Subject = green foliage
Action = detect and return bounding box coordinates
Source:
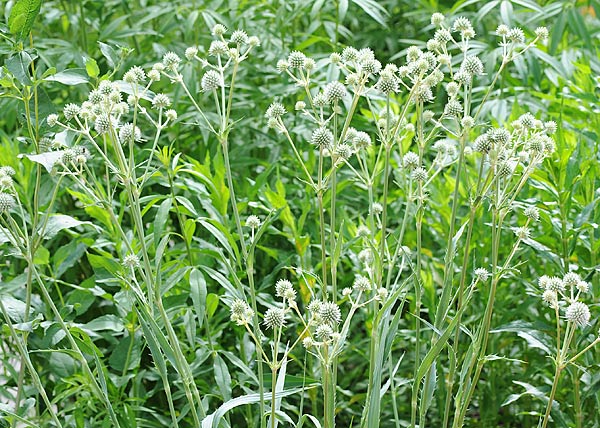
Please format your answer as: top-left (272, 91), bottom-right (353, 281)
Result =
top-left (0, 1), bottom-right (599, 428)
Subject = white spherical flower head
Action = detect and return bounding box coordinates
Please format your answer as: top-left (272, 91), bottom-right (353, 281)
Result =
top-left (245, 215), bottom-right (261, 229)
top-left (63, 103), bottom-right (81, 120)
top-left (544, 121), bottom-right (557, 135)
top-left (201, 70), bottom-right (224, 91)
top-left (474, 268), bottom-right (490, 282)
top-left (119, 123), bottom-right (142, 142)
top-left (318, 302), bottom-right (341, 326)
top-left (315, 324), bottom-right (334, 341)
top-left (303, 337), bottom-right (315, 349)
top-left (358, 248), bottom-right (374, 265)
top-left (452, 17), bottom-right (473, 33)
top-left (47, 114), bottom-right (59, 127)
top-left (152, 93), bottom-right (171, 109)
top-left (538, 275), bottom-right (551, 289)
top-left (94, 114), bottom-right (112, 134)
top-left (411, 167), bottom-right (428, 182)
top-left (576, 281), bottom-right (589, 294)
top-left (565, 301), bottom-right (591, 327)
top-left (403, 152), bottom-right (420, 170)
top-left (546, 276), bottom-right (565, 292)
top-left (263, 308), bottom-right (286, 329)
top-left (535, 27), bottom-right (549, 41)
top-left (524, 206), bottom-right (540, 222)
top-left (507, 28), bottom-right (525, 43)
top-left (0, 167), bottom-right (15, 177)
top-left (287, 51), bottom-right (306, 69)
top-left (185, 46), bottom-right (199, 60)
top-left (162, 52), bottom-right (181, 70)
top-left (353, 131), bottom-right (372, 149)
top-left (211, 24), bottom-right (227, 36)
top-left (542, 289), bottom-right (558, 308)
top-left (230, 30), bottom-right (249, 44)
top-left (444, 99), bottom-right (463, 117)
top-left (371, 202), bottom-right (383, 215)
top-left (230, 299), bottom-right (254, 325)
top-left (275, 279), bottom-right (294, 299)
top-left (563, 272), bottom-right (581, 288)
top-left (342, 47), bottom-right (359, 62)
top-left (324, 81), bottom-right (347, 104)
top-left (0, 175), bottom-right (13, 189)
top-left (353, 275), bottom-right (371, 292)
top-left (122, 253), bottom-right (140, 268)
top-left (514, 226), bottom-right (530, 240)
top-left (431, 13), bottom-right (445, 27)
top-left (303, 58), bottom-right (316, 71)
top-left (165, 109), bottom-right (178, 121)
top-left (265, 102), bottom-right (286, 119)
top-left (311, 127), bottom-right (334, 147)
top-left (496, 24), bottom-right (509, 37)
top-left (356, 225), bottom-right (370, 238)
top-left (123, 66), bottom-right (146, 84)
top-left (208, 41), bottom-right (228, 56)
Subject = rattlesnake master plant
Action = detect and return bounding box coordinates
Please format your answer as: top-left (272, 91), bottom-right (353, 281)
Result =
top-left (0, 5), bottom-right (597, 428)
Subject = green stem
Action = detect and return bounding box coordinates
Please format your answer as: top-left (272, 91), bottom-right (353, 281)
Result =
top-left (540, 364), bottom-right (562, 428)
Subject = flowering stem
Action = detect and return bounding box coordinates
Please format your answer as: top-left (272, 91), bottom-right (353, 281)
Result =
top-left (0, 300), bottom-right (64, 428)
top-left (540, 363), bottom-right (562, 428)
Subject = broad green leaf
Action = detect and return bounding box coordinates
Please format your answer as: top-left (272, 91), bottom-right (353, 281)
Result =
top-left (33, 245), bottom-right (49, 265)
top-left (84, 57), bottom-right (100, 79)
top-left (98, 42), bottom-right (118, 68)
top-left (38, 214), bottom-right (94, 239)
top-left (44, 69), bottom-right (89, 86)
top-left (5, 51), bottom-right (33, 85)
top-left (18, 151), bottom-right (63, 173)
top-left (8, 0), bottom-right (42, 41)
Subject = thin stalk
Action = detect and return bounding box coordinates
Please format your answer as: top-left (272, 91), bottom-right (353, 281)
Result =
top-left (247, 254), bottom-right (266, 428)
top-left (540, 364), bottom-right (562, 428)
top-left (0, 301), bottom-right (63, 428)
top-left (318, 143), bottom-right (328, 297)
top-left (222, 140), bottom-right (248, 259)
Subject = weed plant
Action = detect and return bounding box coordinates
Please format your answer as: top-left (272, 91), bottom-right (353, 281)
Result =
top-left (0, 1), bottom-right (599, 428)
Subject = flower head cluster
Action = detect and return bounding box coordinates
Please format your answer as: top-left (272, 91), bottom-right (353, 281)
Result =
top-left (537, 272), bottom-right (592, 328)
top-left (307, 300), bottom-right (342, 345)
top-left (230, 299), bottom-right (254, 326)
top-left (0, 166), bottom-right (15, 190)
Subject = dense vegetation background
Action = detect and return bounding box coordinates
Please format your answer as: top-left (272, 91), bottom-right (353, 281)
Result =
top-left (0, 0), bottom-right (599, 427)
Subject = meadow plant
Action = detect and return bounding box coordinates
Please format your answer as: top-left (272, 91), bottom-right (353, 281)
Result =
top-left (0, 3), bottom-right (598, 428)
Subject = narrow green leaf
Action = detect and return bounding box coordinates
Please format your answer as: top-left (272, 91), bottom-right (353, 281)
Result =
top-left (190, 268), bottom-right (207, 329)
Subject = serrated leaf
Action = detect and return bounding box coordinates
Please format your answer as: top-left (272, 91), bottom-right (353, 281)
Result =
top-left (8, 0), bottom-right (42, 41)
